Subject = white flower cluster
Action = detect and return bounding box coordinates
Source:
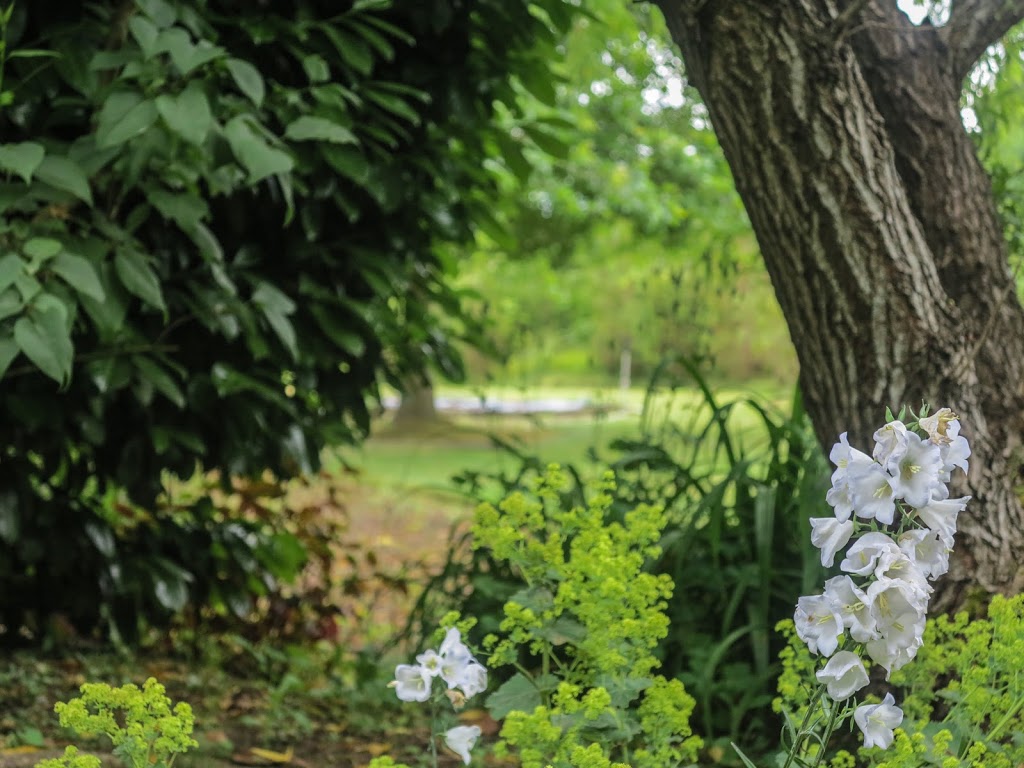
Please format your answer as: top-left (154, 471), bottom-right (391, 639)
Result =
top-left (794, 408), bottom-right (971, 749)
top-left (390, 628), bottom-right (487, 764)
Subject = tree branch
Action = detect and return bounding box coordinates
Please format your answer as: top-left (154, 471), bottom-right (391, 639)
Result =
top-left (942, 0), bottom-right (1024, 81)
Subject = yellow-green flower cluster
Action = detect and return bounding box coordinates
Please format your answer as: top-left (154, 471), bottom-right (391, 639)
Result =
top-left (49, 678), bottom-right (197, 768)
top-left (34, 746), bottom-right (102, 768)
top-left (777, 594), bottom-right (1024, 767)
top-left (631, 679), bottom-right (702, 768)
top-left (473, 466), bottom-right (701, 768)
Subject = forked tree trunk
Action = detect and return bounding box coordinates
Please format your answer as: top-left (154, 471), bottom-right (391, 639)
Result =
top-left (654, 0), bottom-right (1024, 609)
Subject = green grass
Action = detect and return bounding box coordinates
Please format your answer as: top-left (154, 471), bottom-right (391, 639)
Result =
top-left (333, 413), bottom-right (639, 493)
top-left (333, 382), bottom-right (793, 497)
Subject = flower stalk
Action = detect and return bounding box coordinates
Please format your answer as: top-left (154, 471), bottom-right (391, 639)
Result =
top-left (739, 406), bottom-right (972, 767)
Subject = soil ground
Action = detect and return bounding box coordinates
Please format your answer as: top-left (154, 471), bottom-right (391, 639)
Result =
top-left (0, 474), bottom-right (493, 768)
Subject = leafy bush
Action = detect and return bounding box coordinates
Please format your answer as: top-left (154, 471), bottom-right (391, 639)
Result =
top-left (0, 0), bottom-right (580, 641)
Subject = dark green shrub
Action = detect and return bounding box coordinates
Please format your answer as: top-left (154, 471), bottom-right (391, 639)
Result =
top-left (0, 0), bottom-right (579, 641)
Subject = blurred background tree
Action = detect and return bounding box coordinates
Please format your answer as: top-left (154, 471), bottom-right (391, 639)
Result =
top-left (456, 0), bottom-right (795, 390)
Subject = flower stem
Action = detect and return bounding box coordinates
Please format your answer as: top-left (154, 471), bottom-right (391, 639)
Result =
top-left (782, 683), bottom-right (827, 768)
top-left (811, 697), bottom-right (843, 768)
top-left (429, 699), bottom-right (439, 768)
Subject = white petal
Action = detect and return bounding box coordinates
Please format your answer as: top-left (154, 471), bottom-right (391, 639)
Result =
top-left (444, 725), bottom-right (481, 764)
top-left (815, 650), bottom-right (869, 700)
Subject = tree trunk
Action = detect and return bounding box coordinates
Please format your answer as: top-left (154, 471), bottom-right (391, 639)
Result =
top-left (394, 376), bottom-right (438, 425)
top-left (653, 0), bottom-right (1024, 608)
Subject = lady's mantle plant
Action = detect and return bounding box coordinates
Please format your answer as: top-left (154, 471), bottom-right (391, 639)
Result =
top-left (33, 678), bottom-right (197, 768)
top-left (474, 468), bottom-right (702, 768)
top-left (741, 406), bottom-right (971, 767)
top-left (388, 621), bottom-right (489, 765)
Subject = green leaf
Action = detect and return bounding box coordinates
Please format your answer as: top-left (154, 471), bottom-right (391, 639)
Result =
top-left (115, 247), bottom-right (165, 311)
top-left (155, 81), bottom-right (212, 145)
top-left (494, 132), bottom-right (531, 182)
top-left (128, 14), bottom-right (160, 58)
top-left (22, 238), bottom-right (62, 262)
top-left (0, 142), bottom-right (45, 183)
top-left (321, 26), bottom-right (374, 76)
top-left (80, 262), bottom-right (128, 335)
top-left (89, 50), bottom-right (137, 71)
top-left (517, 67), bottom-right (558, 107)
top-left (322, 145), bottom-right (370, 185)
top-left (0, 253), bottom-right (22, 293)
top-left (302, 54), bottom-right (331, 84)
top-left (135, 0), bottom-right (177, 28)
top-left (263, 308), bottom-right (298, 360)
top-left (310, 303), bottom-right (366, 355)
top-left (0, 334), bottom-right (19, 380)
top-left (351, 0), bottom-right (390, 11)
top-left (344, 19), bottom-right (394, 62)
top-left (284, 116), bottom-right (358, 145)
top-left (226, 58), bottom-right (264, 107)
top-left (253, 283), bottom-right (298, 359)
top-left (7, 50), bottom-right (58, 61)
top-left (134, 356), bottom-right (185, 408)
top-left (34, 156), bottom-right (93, 204)
top-left (0, 289), bottom-right (22, 322)
top-left (224, 116), bottom-right (294, 183)
top-left (145, 185), bottom-right (209, 230)
top-left (521, 123), bottom-right (569, 159)
top-left (486, 673), bottom-right (556, 720)
top-left (154, 28), bottom-right (223, 75)
top-left (151, 558), bottom-right (192, 611)
top-left (0, 489), bottom-right (18, 542)
top-left (731, 743), bottom-right (760, 768)
top-left (252, 282), bottom-right (296, 316)
top-left (14, 274), bottom-right (42, 303)
top-left (51, 252), bottom-right (105, 302)
top-left (364, 89), bottom-right (421, 125)
top-left (96, 96), bottom-right (158, 148)
top-left (14, 304), bottom-right (73, 385)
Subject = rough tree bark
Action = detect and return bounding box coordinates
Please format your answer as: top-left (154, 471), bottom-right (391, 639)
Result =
top-left (652, 0), bottom-right (1024, 608)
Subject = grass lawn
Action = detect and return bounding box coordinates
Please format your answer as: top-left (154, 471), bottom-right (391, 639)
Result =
top-left (335, 382), bottom-right (795, 502)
